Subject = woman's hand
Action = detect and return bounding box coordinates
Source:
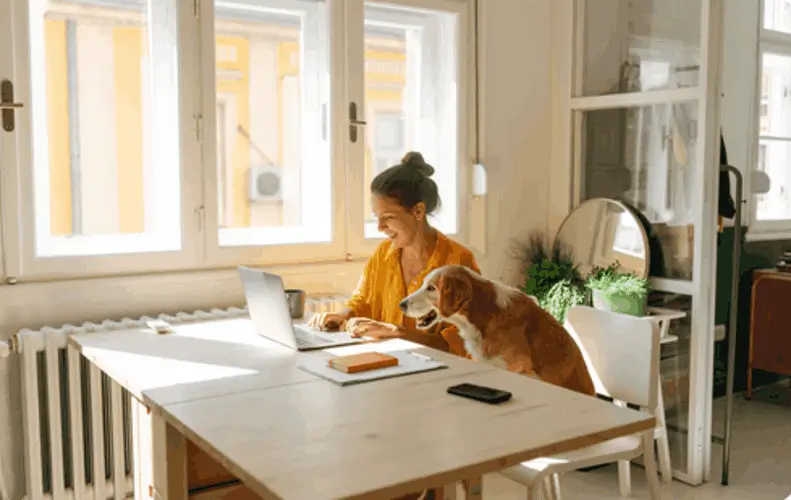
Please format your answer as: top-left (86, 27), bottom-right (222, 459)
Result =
top-left (308, 312), bottom-right (347, 331)
top-left (345, 318), bottom-right (403, 339)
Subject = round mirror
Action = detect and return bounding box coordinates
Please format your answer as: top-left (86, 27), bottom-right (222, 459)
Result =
top-left (555, 198), bottom-right (650, 279)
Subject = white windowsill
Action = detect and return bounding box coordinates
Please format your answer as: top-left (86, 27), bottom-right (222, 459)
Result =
top-left (36, 233), bottom-right (182, 257)
top-left (218, 225), bottom-right (332, 247)
top-left (0, 259), bottom-right (369, 342)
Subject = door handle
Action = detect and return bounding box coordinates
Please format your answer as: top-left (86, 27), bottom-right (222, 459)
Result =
top-left (1, 80), bottom-right (24, 132)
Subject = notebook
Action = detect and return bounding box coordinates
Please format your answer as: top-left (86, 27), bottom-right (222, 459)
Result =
top-left (328, 352), bottom-right (400, 373)
top-left (299, 350), bottom-right (447, 386)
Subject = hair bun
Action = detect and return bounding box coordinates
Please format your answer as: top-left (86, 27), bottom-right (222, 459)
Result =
top-left (401, 151), bottom-right (435, 177)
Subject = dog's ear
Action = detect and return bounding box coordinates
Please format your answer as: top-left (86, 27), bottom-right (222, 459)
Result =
top-left (436, 269), bottom-right (472, 317)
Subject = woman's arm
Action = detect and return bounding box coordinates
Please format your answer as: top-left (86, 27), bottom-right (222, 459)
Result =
top-left (345, 256), bottom-right (377, 318)
top-left (338, 308), bottom-right (354, 320)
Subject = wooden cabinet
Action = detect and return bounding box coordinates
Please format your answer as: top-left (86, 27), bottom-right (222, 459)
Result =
top-left (747, 269), bottom-right (791, 399)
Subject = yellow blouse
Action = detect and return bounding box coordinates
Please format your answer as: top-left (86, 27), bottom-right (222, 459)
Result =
top-left (346, 232), bottom-right (480, 357)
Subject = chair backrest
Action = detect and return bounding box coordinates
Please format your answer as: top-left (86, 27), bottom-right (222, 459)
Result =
top-left (564, 306), bottom-right (660, 410)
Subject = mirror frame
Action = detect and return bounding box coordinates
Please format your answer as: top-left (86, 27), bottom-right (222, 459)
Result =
top-left (554, 197), bottom-right (651, 279)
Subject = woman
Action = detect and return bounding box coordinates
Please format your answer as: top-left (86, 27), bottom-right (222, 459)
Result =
top-left (309, 151), bottom-right (480, 356)
top-left (311, 152), bottom-right (478, 500)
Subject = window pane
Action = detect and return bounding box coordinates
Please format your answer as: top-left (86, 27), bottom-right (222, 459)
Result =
top-left (581, 0), bottom-right (701, 96)
top-left (580, 102), bottom-right (699, 280)
top-left (29, 0), bottom-right (181, 257)
top-left (759, 53), bottom-right (791, 139)
top-left (362, 3), bottom-right (459, 239)
top-left (763, 0), bottom-right (791, 34)
top-left (648, 290), bottom-right (693, 475)
top-left (214, 1), bottom-right (331, 247)
top-left (756, 139), bottom-right (791, 221)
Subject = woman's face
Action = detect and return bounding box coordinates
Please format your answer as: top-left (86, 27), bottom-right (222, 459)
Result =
top-left (371, 194), bottom-right (425, 249)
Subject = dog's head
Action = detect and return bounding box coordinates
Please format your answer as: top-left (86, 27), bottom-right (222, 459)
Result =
top-left (399, 265), bottom-right (474, 330)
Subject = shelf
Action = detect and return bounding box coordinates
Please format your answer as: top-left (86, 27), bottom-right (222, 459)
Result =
top-left (650, 277), bottom-right (695, 295)
top-left (648, 306), bottom-right (688, 345)
top-left (648, 306), bottom-right (688, 321)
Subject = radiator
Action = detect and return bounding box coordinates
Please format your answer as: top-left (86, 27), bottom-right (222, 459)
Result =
top-left (7, 296), bottom-right (350, 500)
top-left (304, 294), bottom-right (351, 316)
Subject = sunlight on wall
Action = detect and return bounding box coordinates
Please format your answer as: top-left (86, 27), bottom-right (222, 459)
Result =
top-left (114, 27), bottom-right (145, 234)
top-left (45, 20), bottom-right (72, 236)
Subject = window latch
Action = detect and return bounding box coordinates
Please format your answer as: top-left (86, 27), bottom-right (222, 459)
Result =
top-left (1, 80), bottom-right (25, 132)
top-left (349, 102), bottom-right (366, 143)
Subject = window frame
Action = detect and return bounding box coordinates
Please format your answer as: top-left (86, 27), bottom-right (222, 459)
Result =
top-left (0, 0), bottom-right (475, 282)
top-left (344, 0), bottom-right (474, 259)
top-left (197, 0), bottom-right (348, 268)
top-left (750, 0), bottom-right (791, 240)
top-left (0, 0), bottom-right (204, 280)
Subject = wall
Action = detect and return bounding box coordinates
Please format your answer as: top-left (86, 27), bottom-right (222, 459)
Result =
top-left (0, 1), bottom-right (553, 498)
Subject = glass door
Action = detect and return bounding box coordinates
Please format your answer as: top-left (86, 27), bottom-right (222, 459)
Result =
top-left (565, 0), bottom-right (723, 485)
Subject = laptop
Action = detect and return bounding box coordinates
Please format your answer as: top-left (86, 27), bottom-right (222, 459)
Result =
top-left (237, 266), bottom-right (364, 351)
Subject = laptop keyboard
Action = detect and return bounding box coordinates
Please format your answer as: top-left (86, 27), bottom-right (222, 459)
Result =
top-left (294, 327), bottom-right (338, 347)
top-left (295, 336), bottom-right (312, 347)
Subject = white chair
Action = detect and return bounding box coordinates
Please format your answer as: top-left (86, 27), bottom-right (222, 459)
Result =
top-left (499, 305), bottom-right (662, 499)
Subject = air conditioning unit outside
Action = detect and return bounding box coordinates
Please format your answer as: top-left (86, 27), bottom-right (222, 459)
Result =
top-left (248, 164), bottom-right (283, 203)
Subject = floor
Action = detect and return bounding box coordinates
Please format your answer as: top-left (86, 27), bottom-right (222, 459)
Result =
top-left (477, 382), bottom-right (791, 499)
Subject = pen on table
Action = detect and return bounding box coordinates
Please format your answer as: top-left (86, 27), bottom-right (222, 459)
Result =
top-left (410, 352), bottom-right (434, 362)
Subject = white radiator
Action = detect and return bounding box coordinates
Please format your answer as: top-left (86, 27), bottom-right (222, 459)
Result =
top-left (304, 294), bottom-right (350, 316)
top-left (7, 296), bottom-right (350, 500)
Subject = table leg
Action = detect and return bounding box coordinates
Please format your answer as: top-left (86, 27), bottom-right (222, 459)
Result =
top-left (151, 411), bottom-right (187, 500)
top-left (441, 483), bottom-right (457, 500)
top-left (654, 384), bottom-right (673, 483)
top-left (131, 400), bottom-right (151, 500)
top-left (746, 366), bottom-right (753, 400)
top-left (462, 477), bottom-right (482, 500)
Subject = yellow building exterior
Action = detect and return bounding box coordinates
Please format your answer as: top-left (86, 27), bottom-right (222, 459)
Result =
top-left (44, 15), bottom-right (407, 237)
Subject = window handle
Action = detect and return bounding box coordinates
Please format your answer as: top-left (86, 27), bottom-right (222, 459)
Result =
top-left (1, 80), bottom-right (25, 132)
top-left (349, 102), bottom-right (367, 126)
top-left (349, 102), bottom-right (366, 143)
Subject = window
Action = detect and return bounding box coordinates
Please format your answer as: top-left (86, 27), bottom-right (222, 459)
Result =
top-left (764, 0), bottom-right (791, 34)
top-left (349, 1), bottom-right (469, 254)
top-left (0, 0), bottom-right (474, 279)
top-left (30, 0), bottom-right (181, 257)
top-left (754, 0), bottom-right (791, 236)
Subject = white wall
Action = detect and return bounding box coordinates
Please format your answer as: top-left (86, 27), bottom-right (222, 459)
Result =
top-left (477, 0), bottom-right (552, 283)
top-left (721, 0), bottom-right (760, 189)
top-left (0, 1), bottom-right (553, 497)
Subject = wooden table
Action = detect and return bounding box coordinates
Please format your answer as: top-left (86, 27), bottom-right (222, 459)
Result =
top-left (69, 317), bottom-right (655, 500)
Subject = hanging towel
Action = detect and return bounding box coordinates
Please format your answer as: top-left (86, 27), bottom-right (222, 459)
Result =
top-left (719, 132), bottom-right (736, 220)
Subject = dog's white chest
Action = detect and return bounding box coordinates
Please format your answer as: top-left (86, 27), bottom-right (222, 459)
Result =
top-left (452, 315), bottom-right (508, 370)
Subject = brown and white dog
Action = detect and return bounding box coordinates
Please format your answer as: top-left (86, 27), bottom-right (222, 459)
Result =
top-left (399, 265), bottom-right (596, 397)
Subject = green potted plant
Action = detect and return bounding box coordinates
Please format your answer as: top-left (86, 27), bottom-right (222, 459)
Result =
top-left (542, 278), bottom-right (588, 324)
top-left (514, 231), bottom-right (587, 323)
top-left (586, 262), bottom-right (650, 317)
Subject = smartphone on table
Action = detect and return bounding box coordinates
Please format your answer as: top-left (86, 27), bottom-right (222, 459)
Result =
top-left (447, 383), bottom-right (512, 405)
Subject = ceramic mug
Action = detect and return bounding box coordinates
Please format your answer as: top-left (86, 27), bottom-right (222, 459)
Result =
top-left (284, 289), bottom-right (306, 319)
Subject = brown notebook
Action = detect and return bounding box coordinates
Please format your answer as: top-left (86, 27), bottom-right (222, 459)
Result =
top-left (327, 352), bottom-right (399, 374)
